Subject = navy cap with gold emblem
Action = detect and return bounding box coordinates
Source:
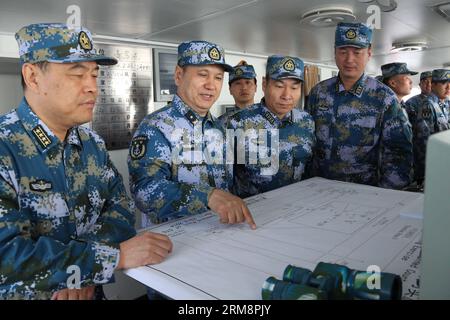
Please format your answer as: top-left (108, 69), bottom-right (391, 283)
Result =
top-left (229, 60), bottom-right (257, 84)
top-left (420, 71), bottom-right (432, 81)
top-left (266, 55), bottom-right (304, 81)
top-left (381, 62), bottom-right (418, 80)
top-left (177, 40), bottom-right (233, 72)
top-left (335, 22), bottom-right (373, 48)
top-left (431, 69), bottom-right (450, 83)
top-left (15, 23), bottom-right (117, 65)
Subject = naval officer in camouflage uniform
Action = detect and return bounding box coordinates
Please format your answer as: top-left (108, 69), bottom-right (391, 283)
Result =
top-left (128, 40), bottom-right (256, 229)
top-left (405, 71), bottom-right (432, 128)
top-left (381, 62), bottom-right (417, 120)
top-left (306, 22), bottom-right (413, 189)
top-left (0, 23), bottom-right (172, 300)
top-left (218, 60), bottom-right (257, 127)
top-left (228, 55), bottom-right (315, 198)
top-left (414, 69), bottom-right (450, 184)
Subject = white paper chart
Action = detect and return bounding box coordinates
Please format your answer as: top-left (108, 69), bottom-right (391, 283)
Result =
top-left (125, 177), bottom-right (423, 300)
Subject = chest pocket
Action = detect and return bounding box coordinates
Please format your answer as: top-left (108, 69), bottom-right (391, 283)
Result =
top-left (338, 115), bottom-right (377, 146)
top-left (20, 189), bottom-right (70, 238)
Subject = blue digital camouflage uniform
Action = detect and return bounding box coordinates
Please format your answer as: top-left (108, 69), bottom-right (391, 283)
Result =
top-left (405, 71), bottom-right (432, 127)
top-left (0, 23), bottom-right (134, 300)
top-left (413, 69), bottom-right (450, 181)
top-left (218, 106), bottom-right (240, 128)
top-left (405, 93), bottom-right (429, 129)
top-left (306, 22), bottom-right (413, 190)
top-left (128, 40), bottom-right (233, 226)
top-left (307, 75), bottom-right (413, 189)
top-left (228, 101), bottom-right (315, 197)
top-left (218, 63), bottom-right (257, 128)
top-left (128, 95), bottom-right (230, 225)
top-left (0, 99), bottom-right (135, 299)
top-left (227, 55), bottom-right (315, 197)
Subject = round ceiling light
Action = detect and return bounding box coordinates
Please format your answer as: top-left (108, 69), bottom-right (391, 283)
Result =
top-left (300, 7), bottom-right (356, 27)
top-left (390, 41), bottom-right (428, 53)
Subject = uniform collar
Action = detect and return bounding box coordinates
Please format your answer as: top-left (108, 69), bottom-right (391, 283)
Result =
top-left (17, 97), bottom-right (83, 153)
top-left (260, 99), bottom-right (293, 127)
top-left (335, 73), bottom-right (367, 97)
top-left (430, 92), bottom-right (449, 105)
top-left (429, 93), bottom-right (440, 104)
top-left (172, 94), bottom-right (215, 127)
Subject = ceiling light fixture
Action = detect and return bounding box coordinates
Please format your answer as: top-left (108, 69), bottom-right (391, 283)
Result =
top-left (300, 7), bottom-right (356, 27)
top-left (390, 41), bottom-right (428, 53)
top-left (432, 2), bottom-right (450, 22)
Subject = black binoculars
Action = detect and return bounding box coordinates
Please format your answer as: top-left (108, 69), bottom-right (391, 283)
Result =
top-left (262, 262), bottom-right (402, 300)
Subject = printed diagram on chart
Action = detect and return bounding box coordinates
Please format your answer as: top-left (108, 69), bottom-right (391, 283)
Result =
top-left (128, 178), bottom-right (424, 300)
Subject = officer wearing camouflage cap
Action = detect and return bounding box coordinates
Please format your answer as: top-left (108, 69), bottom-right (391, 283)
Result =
top-left (306, 22), bottom-right (413, 190)
top-left (227, 55), bottom-right (315, 197)
top-left (414, 69), bottom-right (450, 184)
top-left (381, 62), bottom-right (417, 120)
top-left (218, 60), bottom-right (257, 127)
top-left (0, 23), bottom-right (172, 300)
top-left (128, 40), bottom-right (256, 229)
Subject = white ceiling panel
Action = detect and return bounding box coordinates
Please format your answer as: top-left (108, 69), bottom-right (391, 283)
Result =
top-left (0, 0), bottom-right (448, 73)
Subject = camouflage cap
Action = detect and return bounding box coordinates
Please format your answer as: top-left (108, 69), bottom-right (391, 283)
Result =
top-left (15, 23), bottom-right (117, 65)
top-left (266, 55), bottom-right (304, 81)
top-left (177, 40), bottom-right (233, 72)
top-left (335, 22), bottom-right (372, 48)
top-left (381, 62), bottom-right (418, 79)
top-left (420, 71), bottom-right (432, 80)
top-left (229, 62), bottom-right (257, 84)
top-left (431, 69), bottom-right (450, 82)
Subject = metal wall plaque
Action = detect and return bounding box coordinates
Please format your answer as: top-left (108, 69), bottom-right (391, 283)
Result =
top-left (92, 44), bottom-right (152, 150)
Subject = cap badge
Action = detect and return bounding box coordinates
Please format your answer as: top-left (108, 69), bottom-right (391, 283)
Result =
top-left (283, 59), bottom-right (295, 72)
top-left (208, 47), bottom-right (221, 61)
top-left (78, 31), bottom-right (92, 51)
top-left (345, 29), bottom-right (356, 40)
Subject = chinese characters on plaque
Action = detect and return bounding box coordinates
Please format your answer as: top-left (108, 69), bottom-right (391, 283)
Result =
top-left (93, 44), bottom-right (152, 150)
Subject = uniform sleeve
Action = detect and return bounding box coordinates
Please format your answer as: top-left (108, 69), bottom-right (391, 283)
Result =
top-left (298, 116), bottom-right (316, 180)
top-left (379, 99), bottom-right (413, 189)
top-left (78, 154), bottom-right (137, 244)
top-left (128, 127), bottom-right (214, 223)
top-left (0, 161), bottom-right (120, 298)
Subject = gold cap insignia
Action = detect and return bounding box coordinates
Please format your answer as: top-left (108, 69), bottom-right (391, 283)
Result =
top-left (345, 29), bottom-right (357, 40)
top-left (79, 31), bottom-right (93, 51)
top-left (208, 47), bottom-right (221, 61)
top-left (283, 59), bottom-right (295, 72)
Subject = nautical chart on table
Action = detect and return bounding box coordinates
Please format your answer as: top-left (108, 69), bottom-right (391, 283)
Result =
top-left (125, 177), bottom-right (423, 300)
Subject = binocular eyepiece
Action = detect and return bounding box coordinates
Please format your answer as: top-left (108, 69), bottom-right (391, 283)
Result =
top-left (262, 262), bottom-right (402, 300)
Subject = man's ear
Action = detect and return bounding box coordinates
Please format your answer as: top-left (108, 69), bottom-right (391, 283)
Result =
top-left (388, 78), bottom-right (396, 89)
top-left (174, 65), bottom-right (184, 87)
top-left (367, 46), bottom-right (373, 59)
top-left (22, 63), bottom-right (42, 93)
